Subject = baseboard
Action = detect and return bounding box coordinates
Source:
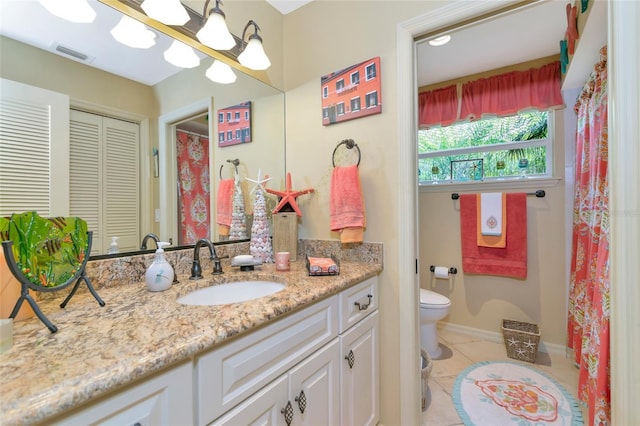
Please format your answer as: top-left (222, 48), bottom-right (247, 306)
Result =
top-left (437, 322), bottom-right (571, 358)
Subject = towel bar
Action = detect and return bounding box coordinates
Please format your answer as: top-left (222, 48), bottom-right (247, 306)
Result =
top-left (451, 190), bottom-right (545, 200)
top-left (219, 158), bottom-right (240, 179)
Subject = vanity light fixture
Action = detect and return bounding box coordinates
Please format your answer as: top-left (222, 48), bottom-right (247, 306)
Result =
top-left (141, 0), bottom-right (189, 26)
top-left (196, 0), bottom-right (236, 51)
top-left (111, 16), bottom-right (156, 49)
top-left (39, 0), bottom-right (96, 23)
top-left (238, 20), bottom-right (271, 71)
top-left (428, 35), bottom-right (451, 47)
top-left (205, 60), bottom-right (237, 84)
top-left (164, 40), bottom-right (200, 68)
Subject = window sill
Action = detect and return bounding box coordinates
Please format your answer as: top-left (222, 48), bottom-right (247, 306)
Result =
top-left (418, 176), bottom-right (563, 193)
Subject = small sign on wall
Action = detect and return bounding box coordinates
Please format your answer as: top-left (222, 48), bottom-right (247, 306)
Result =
top-left (320, 57), bottom-right (382, 126)
top-left (217, 101), bottom-right (252, 147)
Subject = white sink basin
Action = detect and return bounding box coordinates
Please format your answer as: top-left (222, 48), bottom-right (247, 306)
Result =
top-left (177, 281), bottom-right (285, 306)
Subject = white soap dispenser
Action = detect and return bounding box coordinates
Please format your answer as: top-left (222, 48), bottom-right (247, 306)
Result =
top-left (107, 236), bottom-right (119, 254)
top-left (145, 242), bottom-right (174, 292)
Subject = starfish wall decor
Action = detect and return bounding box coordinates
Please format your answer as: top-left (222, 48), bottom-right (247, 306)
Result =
top-left (266, 172), bottom-right (314, 217)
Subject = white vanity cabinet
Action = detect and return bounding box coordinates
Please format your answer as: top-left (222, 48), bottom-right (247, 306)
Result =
top-left (52, 361), bottom-right (193, 426)
top-left (199, 276), bottom-right (379, 426)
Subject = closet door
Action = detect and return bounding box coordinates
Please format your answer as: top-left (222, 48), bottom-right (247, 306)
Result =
top-left (70, 110), bottom-right (140, 254)
top-left (0, 78), bottom-right (69, 217)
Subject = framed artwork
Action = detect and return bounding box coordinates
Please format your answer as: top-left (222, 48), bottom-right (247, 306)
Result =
top-left (321, 56), bottom-right (382, 126)
top-left (217, 101), bottom-right (252, 147)
top-left (451, 159), bottom-right (484, 181)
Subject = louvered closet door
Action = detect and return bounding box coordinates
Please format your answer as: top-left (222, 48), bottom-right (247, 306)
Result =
top-left (70, 110), bottom-right (140, 254)
top-left (0, 78), bottom-right (69, 217)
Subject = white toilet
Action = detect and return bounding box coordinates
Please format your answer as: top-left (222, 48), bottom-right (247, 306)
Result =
top-left (420, 288), bottom-right (451, 359)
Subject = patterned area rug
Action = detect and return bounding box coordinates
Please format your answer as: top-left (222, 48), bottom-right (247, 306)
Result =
top-left (453, 360), bottom-right (583, 426)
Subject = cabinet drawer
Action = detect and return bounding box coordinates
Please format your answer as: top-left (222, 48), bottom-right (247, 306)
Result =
top-left (339, 276), bottom-right (378, 333)
top-left (197, 295), bottom-right (338, 425)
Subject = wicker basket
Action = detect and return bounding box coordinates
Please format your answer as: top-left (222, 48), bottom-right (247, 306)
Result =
top-left (502, 319), bottom-right (540, 363)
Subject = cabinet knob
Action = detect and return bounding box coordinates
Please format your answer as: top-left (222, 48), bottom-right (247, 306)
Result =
top-left (281, 401), bottom-right (294, 425)
top-left (345, 349), bottom-right (355, 369)
top-left (354, 294), bottom-right (373, 311)
top-left (295, 390), bottom-right (307, 413)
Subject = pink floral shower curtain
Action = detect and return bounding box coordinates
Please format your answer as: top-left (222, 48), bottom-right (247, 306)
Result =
top-left (176, 131), bottom-right (210, 245)
top-left (567, 46), bottom-right (610, 425)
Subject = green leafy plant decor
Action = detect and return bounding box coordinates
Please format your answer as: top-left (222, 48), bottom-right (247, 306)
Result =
top-left (0, 212), bottom-right (88, 288)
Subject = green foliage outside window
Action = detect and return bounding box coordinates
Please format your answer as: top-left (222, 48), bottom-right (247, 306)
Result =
top-left (418, 111), bottom-right (550, 183)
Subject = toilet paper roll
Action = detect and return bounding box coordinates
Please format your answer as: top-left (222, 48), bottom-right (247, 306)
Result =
top-left (433, 266), bottom-right (450, 279)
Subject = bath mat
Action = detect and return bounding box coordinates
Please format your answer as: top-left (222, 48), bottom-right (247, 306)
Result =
top-left (453, 360), bottom-right (583, 426)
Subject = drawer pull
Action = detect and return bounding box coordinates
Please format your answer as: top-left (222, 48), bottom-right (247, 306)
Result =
top-left (281, 401), bottom-right (294, 425)
top-left (345, 349), bottom-right (355, 369)
top-left (295, 390), bottom-right (307, 413)
top-left (354, 294), bottom-right (373, 311)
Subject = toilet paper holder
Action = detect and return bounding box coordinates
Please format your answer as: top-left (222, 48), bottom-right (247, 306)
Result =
top-left (430, 265), bottom-right (457, 275)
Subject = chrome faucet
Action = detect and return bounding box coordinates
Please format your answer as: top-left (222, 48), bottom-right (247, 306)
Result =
top-left (140, 233), bottom-right (160, 250)
top-left (190, 238), bottom-right (224, 279)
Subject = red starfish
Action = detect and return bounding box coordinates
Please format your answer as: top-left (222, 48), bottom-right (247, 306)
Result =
top-left (266, 172), bottom-right (314, 216)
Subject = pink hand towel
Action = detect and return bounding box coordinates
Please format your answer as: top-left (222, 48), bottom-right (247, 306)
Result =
top-left (216, 178), bottom-right (234, 227)
top-left (460, 193), bottom-right (527, 279)
top-left (330, 165), bottom-right (366, 243)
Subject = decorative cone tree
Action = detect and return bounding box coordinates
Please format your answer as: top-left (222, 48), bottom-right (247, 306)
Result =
top-left (229, 182), bottom-right (248, 240)
top-left (250, 187), bottom-right (274, 263)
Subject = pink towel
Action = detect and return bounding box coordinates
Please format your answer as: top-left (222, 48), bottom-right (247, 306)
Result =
top-left (216, 178), bottom-right (234, 226)
top-left (460, 193), bottom-right (527, 279)
top-left (330, 165), bottom-right (366, 243)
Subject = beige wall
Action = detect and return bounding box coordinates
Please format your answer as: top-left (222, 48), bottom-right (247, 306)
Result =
top-left (282, 2), bottom-right (445, 424)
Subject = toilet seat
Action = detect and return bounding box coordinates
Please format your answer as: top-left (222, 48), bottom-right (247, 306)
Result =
top-left (420, 289), bottom-right (451, 307)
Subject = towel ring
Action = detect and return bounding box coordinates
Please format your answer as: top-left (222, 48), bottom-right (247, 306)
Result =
top-left (332, 139), bottom-right (361, 167)
top-left (219, 158), bottom-right (240, 179)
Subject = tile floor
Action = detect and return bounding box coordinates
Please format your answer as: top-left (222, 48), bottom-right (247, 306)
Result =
top-left (421, 327), bottom-right (586, 425)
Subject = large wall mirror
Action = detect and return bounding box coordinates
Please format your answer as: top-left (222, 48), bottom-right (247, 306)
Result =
top-left (0, 0), bottom-right (285, 257)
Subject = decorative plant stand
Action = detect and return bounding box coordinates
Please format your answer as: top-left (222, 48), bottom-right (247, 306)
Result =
top-left (2, 231), bottom-right (104, 333)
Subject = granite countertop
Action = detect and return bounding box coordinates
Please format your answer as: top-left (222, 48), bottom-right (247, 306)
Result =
top-left (0, 260), bottom-right (382, 425)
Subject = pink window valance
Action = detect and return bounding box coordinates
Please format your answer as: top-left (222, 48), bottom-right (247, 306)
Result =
top-left (460, 61), bottom-right (564, 121)
top-left (418, 61), bottom-right (564, 128)
top-left (418, 84), bottom-right (458, 128)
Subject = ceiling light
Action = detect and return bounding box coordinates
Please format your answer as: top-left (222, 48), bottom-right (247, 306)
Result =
top-left (39, 0), bottom-right (96, 23)
top-left (110, 16), bottom-right (156, 49)
top-left (429, 35), bottom-right (451, 47)
top-left (206, 60), bottom-right (237, 84)
top-left (196, 0), bottom-right (236, 51)
top-left (164, 40), bottom-right (200, 68)
top-left (238, 20), bottom-right (271, 71)
top-left (141, 0), bottom-right (189, 26)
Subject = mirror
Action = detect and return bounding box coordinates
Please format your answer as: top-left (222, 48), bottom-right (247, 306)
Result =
top-left (0, 0), bottom-right (285, 257)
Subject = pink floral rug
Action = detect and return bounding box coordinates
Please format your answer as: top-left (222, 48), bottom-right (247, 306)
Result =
top-left (453, 361), bottom-right (583, 425)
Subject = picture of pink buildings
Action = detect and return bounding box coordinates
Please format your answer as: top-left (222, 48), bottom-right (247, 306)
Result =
top-left (321, 57), bottom-right (382, 126)
top-left (217, 101), bottom-right (252, 147)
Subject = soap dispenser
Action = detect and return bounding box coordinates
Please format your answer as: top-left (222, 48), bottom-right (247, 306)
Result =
top-left (107, 236), bottom-right (119, 254)
top-left (145, 242), bottom-right (174, 292)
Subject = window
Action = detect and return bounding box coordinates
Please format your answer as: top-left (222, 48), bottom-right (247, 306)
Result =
top-left (218, 113), bottom-right (224, 123)
top-left (323, 86), bottom-right (328, 98)
top-left (336, 79), bottom-right (345, 93)
top-left (226, 131), bottom-right (232, 140)
top-left (351, 97), bottom-right (361, 112)
top-left (244, 111), bottom-right (249, 120)
top-left (235, 129), bottom-right (240, 139)
top-left (365, 91), bottom-right (378, 108)
top-left (234, 112), bottom-right (240, 121)
top-left (365, 63), bottom-right (376, 80)
top-left (336, 102), bottom-right (345, 116)
top-left (322, 107), bottom-right (329, 119)
top-left (219, 132), bottom-right (225, 142)
top-left (226, 112), bottom-right (231, 122)
top-left (351, 71), bottom-right (360, 85)
top-left (418, 111), bottom-right (552, 185)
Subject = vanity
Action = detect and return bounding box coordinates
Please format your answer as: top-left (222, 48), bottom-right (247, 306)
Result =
top-left (0, 252), bottom-right (381, 426)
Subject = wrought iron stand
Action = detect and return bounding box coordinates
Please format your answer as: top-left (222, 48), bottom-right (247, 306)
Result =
top-left (1, 231), bottom-right (104, 333)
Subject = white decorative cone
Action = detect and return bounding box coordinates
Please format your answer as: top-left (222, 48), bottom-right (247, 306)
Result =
top-left (229, 182), bottom-right (248, 240)
top-left (250, 188), bottom-right (273, 263)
